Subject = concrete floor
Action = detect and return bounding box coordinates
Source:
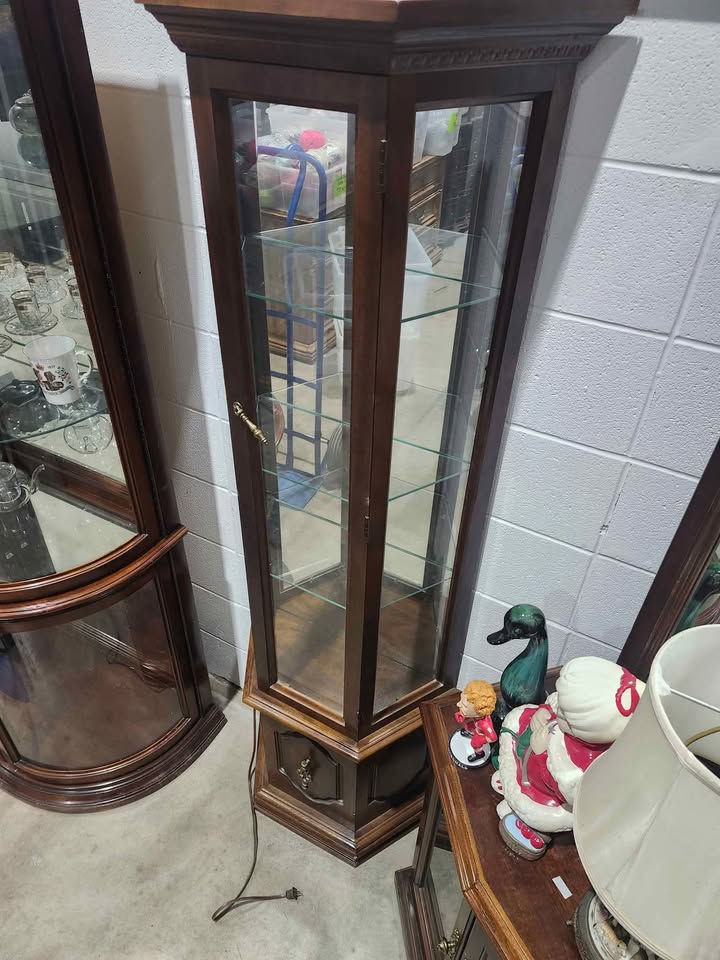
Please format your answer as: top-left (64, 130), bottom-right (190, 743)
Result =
top-left (0, 695), bottom-right (417, 960)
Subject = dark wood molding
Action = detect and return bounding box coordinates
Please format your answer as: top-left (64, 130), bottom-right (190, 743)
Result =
top-left (390, 41), bottom-right (596, 72)
top-left (620, 436), bottom-right (720, 679)
top-left (243, 634), bottom-right (434, 762)
top-left (0, 534), bottom-right (148, 604)
top-left (0, 705), bottom-right (225, 812)
top-left (143, 2), bottom-right (634, 76)
top-left (396, 867), bottom-right (426, 960)
top-left (396, 865), bottom-right (457, 960)
top-left (253, 726), bottom-right (425, 866)
top-left (0, 527), bottom-right (187, 628)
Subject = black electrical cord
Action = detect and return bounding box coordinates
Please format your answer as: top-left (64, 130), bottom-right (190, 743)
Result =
top-left (212, 709), bottom-right (302, 923)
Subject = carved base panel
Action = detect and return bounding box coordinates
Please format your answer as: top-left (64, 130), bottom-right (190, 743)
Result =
top-left (255, 714), bottom-right (429, 865)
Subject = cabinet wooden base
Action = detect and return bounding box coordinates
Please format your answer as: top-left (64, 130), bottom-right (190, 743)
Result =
top-left (253, 712), bottom-right (427, 866)
top-left (0, 705), bottom-right (226, 812)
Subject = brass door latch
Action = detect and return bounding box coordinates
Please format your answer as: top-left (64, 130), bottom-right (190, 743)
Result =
top-left (437, 929), bottom-right (461, 957)
top-left (232, 401), bottom-right (268, 444)
top-left (296, 757), bottom-right (313, 790)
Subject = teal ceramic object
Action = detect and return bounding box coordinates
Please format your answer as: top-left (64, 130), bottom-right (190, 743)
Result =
top-left (676, 560), bottom-right (720, 632)
top-left (487, 604), bottom-right (548, 721)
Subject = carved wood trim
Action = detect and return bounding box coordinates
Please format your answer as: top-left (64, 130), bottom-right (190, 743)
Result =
top-left (390, 41), bottom-right (596, 72)
top-left (0, 526), bottom-right (187, 625)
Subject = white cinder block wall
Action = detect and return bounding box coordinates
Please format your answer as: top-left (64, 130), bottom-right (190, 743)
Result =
top-left (77, 0), bottom-right (720, 688)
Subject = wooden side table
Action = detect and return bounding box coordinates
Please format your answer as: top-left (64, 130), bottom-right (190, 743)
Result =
top-left (396, 698), bottom-right (589, 960)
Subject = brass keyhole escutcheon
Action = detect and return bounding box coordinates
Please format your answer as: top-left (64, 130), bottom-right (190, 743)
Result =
top-left (232, 401), bottom-right (268, 444)
top-left (296, 757), bottom-right (312, 791)
top-left (437, 929), bottom-right (461, 957)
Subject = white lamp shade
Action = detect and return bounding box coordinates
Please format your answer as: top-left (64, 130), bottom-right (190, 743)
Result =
top-left (574, 626), bottom-right (720, 960)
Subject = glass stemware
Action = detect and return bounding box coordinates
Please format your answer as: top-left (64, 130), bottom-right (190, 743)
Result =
top-left (64, 414), bottom-right (113, 454)
top-left (0, 293), bottom-right (13, 322)
top-left (26, 264), bottom-right (64, 304)
top-left (6, 288), bottom-right (56, 335)
top-left (0, 395), bottom-right (60, 438)
top-left (61, 276), bottom-right (84, 320)
top-left (0, 252), bottom-right (26, 295)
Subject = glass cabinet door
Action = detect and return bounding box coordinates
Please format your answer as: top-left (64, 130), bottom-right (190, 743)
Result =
top-left (375, 101), bottom-right (531, 714)
top-left (228, 89), bottom-right (533, 722)
top-left (0, 3), bottom-right (136, 584)
top-left (231, 98), bottom-right (356, 717)
top-left (432, 843), bottom-right (467, 949)
top-left (0, 574), bottom-right (183, 768)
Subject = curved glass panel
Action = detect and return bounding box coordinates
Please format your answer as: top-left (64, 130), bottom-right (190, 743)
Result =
top-left (374, 101), bottom-right (532, 713)
top-left (0, 4), bottom-right (136, 584)
top-left (0, 578), bottom-right (183, 768)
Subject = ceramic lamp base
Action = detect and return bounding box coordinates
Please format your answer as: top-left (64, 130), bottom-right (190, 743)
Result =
top-left (573, 891), bottom-right (655, 960)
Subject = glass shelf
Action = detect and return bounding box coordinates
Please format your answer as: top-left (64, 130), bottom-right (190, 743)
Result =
top-left (0, 271), bottom-right (108, 445)
top-left (243, 223), bottom-right (501, 325)
top-left (270, 527), bottom-right (452, 612)
top-left (0, 388), bottom-right (107, 445)
top-left (265, 458), bottom-right (468, 506)
top-left (259, 374), bottom-right (473, 468)
top-left (262, 369), bottom-right (467, 615)
top-left (266, 482), bottom-right (455, 611)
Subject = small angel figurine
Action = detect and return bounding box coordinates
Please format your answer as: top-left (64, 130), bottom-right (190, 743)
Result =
top-left (449, 679), bottom-right (498, 770)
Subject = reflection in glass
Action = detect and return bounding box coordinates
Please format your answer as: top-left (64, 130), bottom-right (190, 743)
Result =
top-left (0, 461), bottom-right (52, 580)
top-left (374, 101), bottom-right (532, 713)
top-left (231, 99), bottom-right (354, 714)
top-left (431, 845), bottom-right (464, 942)
top-left (675, 544), bottom-right (720, 633)
top-left (62, 276), bottom-right (84, 320)
top-left (0, 4), bottom-right (136, 583)
top-left (0, 579), bottom-right (183, 768)
top-left (64, 414), bottom-right (113, 455)
top-left (0, 251), bottom-right (24, 293)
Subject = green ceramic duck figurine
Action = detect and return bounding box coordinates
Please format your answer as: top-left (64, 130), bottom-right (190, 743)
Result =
top-left (487, 604), bottom-right (548, 726)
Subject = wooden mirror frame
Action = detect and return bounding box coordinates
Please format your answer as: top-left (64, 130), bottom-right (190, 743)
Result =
top-left (619, 437), bottom-right (720, 680)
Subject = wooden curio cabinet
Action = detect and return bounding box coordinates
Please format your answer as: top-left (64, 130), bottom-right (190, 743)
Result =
top-left (143, 0), bottom-right (636, 862)
top-left (0, 0), bottom-right (223, 811)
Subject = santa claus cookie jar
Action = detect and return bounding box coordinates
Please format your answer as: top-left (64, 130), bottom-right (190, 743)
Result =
top-left (449, 679), bottom-right (498, 770)
top-left (493, 657), bottom-right (644, 859)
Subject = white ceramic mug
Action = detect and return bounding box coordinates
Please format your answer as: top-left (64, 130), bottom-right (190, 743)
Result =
top-left (23, 335), bottom-right (93, 405)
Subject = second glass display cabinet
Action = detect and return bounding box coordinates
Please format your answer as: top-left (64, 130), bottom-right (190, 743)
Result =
top-left (145, 0), bottom-right (636, 862)
top-left (0, 0), bottom-right (223, 812)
